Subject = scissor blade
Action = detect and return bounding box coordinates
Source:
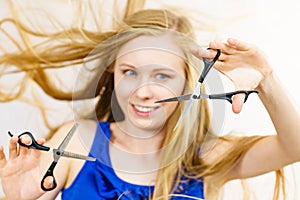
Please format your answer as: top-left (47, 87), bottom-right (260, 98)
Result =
top-left (198, 94), bottom-right (210, 99)
top-left (173, 82), bottom-right (202, 130)
top-left (61, 151), bottom-right (96, 161)
top-left (57, 123), bottom-right (79, 151)
top-left (174, 98), bottom-right (196, 130)
top-left (155, 94), bottom-right (192, 103)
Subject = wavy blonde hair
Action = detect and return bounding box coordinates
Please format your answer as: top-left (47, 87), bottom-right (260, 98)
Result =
top-left (0, 0), bottom-right (285, 199)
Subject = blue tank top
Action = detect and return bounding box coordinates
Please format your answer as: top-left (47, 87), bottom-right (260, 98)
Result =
top-left (61, 122), bottom-right (204, 200)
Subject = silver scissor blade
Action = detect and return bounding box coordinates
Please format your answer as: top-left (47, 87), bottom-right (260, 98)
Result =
top-left (57, 123), bottom-right (79, 151)
top-left (173, 82), bottom-right (202, 131)
top-left (61, 150), bottom-right (96, 161)
top-left (155, 94), bottom-right (192, 103)
top-left (198, 94), bottom-right (210, 99)
top-left (174, 98), bottom-right (196, 130)
top-left (193, 82), bottom-right (202, 97)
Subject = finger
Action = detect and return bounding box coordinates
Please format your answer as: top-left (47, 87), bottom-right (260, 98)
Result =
top-left (31, 138), bottom-right (46, 158)
top-left (36, 138), bottom-right (46, 145)
top-left (191, 48), bottom-right (227, 61)
top-left (0, 145), bottom-right (7, 167)
top-left (209, 42), bottom-right (237, 55)
top-left (42, 176), bottom-right (54, 189)
top-left (217, 52), bottom-right (228, 61)
top-left (9, 136), bottom-right (19, 159)
top-left (19, 135), bottom-right (31, 157)
top-left (227, 38), bottom-right (251, 51)
top-left (190, 48), bottom-right (212, 58)
top-left (212, 56), bottom-right (243, 72)
top-left (232, 93), bottom-right (245, 114)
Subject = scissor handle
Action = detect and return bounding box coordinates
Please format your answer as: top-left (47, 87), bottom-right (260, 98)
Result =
top-left (41, 161), bottom-right (57, 191)
top-left (8, 131), bottom-right (50, 151)
top-left (209, 90), bottom-right (258, 104)
top-left (198, 48), bottom-right (221, 83)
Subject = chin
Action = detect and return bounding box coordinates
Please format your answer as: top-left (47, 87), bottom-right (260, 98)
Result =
top-left (132, 118), bottom-right (165, 131)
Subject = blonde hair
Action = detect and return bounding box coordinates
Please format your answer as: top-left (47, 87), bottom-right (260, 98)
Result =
top-left (0, 1), bottom-right (285, 199)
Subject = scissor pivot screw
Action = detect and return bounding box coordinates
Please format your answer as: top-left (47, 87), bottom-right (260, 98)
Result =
top-left (56, 152), bottom-right (61, 156)
top-left (192, 95), bottom-right (198, 99)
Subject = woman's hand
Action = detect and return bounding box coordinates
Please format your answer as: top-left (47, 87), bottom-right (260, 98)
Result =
top-left (192, 38), bottom-right (273, 113)
top-left (0, 136), bottom-right (50, 200)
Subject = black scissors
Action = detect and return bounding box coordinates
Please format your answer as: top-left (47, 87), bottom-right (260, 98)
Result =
top-left (8, 123), bottom-right (96, 191)
top-left (155, 49), bottom-right (258, 130)
top-left (155, 90), bottom-right (258, 104)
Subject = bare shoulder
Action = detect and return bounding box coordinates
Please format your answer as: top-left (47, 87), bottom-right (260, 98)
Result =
top-left (48, 119), bottom-right (98, 153)
top-left (70, 119), bottom-right (98, 153)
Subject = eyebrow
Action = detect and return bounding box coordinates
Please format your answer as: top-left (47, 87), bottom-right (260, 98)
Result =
top-left (152, 67), bottom-right (177, 74)
top-left (117, 62), bottom-right (136, 68)
top-left (118, 62), bottom-right (176, 70)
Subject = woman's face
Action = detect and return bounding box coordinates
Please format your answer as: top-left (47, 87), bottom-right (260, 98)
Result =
top-left (113, 34), bottom-right (186, 133)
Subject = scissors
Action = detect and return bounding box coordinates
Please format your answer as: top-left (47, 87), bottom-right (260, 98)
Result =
top-left (155, 90), bottom-right (258, 104)
top-left (8, 123), bottom-right (96, 191)
top-left (155, 49), bottom-right (258, 130)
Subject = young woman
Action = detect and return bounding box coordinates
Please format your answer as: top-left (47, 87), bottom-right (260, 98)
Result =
top-left (0, 2), bottom-right (299, 200)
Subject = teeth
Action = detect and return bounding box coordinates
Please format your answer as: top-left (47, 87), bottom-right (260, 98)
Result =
top-left (134, 105), bottom-right (155, 112)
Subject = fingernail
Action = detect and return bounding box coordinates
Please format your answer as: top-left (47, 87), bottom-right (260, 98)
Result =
top-left (228, 38), bottom-right (236, 45)
top-left (210, 42), bottom-right (216, 48)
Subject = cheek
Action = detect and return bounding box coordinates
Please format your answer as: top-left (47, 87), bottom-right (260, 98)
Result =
top-left (114, 76), bottom-right (138, 103)
top-left (153, 77), bottom-right (185, 115)
top-left (155, 77), bottom-right (186, 98)
top-left (165, 101), bottom-right (178, 114)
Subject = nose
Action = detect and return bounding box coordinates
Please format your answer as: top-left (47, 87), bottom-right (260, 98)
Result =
top-left (134, 83), bottom-right (154, 100)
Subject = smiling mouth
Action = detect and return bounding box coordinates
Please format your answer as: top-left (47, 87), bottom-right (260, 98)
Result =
top-left (132, 104), bottom-right (159, 113)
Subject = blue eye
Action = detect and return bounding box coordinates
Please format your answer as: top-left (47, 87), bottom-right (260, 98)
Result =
top-left (156, 73), bottom-right (169, 80)
top-left (124, 70), bottom-right (137, 76)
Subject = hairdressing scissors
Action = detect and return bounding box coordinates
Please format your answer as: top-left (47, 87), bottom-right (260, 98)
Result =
top-left (155, 90), bottom-right (258, 104)
top-left (155, 49), bottom-right (258, 130)
top-left (8, 123), bottom-right (96, 191)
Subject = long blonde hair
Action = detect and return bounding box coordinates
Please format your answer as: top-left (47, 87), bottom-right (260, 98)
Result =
top-left (0, 1), bottom-right (285, 199)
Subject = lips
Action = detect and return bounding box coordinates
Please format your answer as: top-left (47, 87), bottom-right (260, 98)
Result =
top-left (131, 104), bottom-right (159, 117)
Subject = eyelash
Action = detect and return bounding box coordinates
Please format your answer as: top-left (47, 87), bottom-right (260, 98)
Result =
top-left (123, 69), bottom-right (137, 76)
top-left (155, 73), bottom-right (170, 80)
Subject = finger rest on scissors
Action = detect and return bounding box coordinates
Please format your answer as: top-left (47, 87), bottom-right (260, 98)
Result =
top-left (8, 131), bottom-right (50, 151)
top-left (209, 90), bottom-right (258, 104)
top-left (199, 49), bottom-right (221, 83)
top-left (41, 161), bottom-right (57, 191)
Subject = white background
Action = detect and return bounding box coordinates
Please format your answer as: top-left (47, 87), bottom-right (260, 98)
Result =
top-left (0, 0), bottom-right (300, 199)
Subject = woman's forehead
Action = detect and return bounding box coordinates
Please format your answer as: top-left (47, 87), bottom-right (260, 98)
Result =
top-left (116, 32), bottom-right (185, 59)
top-left (115, 48), bottom-right (186, 73)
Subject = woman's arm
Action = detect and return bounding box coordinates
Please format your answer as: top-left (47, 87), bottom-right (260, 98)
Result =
top-left (193, 39), bottom-right (300, 180)
top-left (228, 71), bottom-right (300, 180)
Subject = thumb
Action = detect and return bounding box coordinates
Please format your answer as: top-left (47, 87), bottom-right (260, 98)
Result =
top-left (232, 92), bottom-right (245, 114)
top-left (42, 176), bottom-right (55, 190)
